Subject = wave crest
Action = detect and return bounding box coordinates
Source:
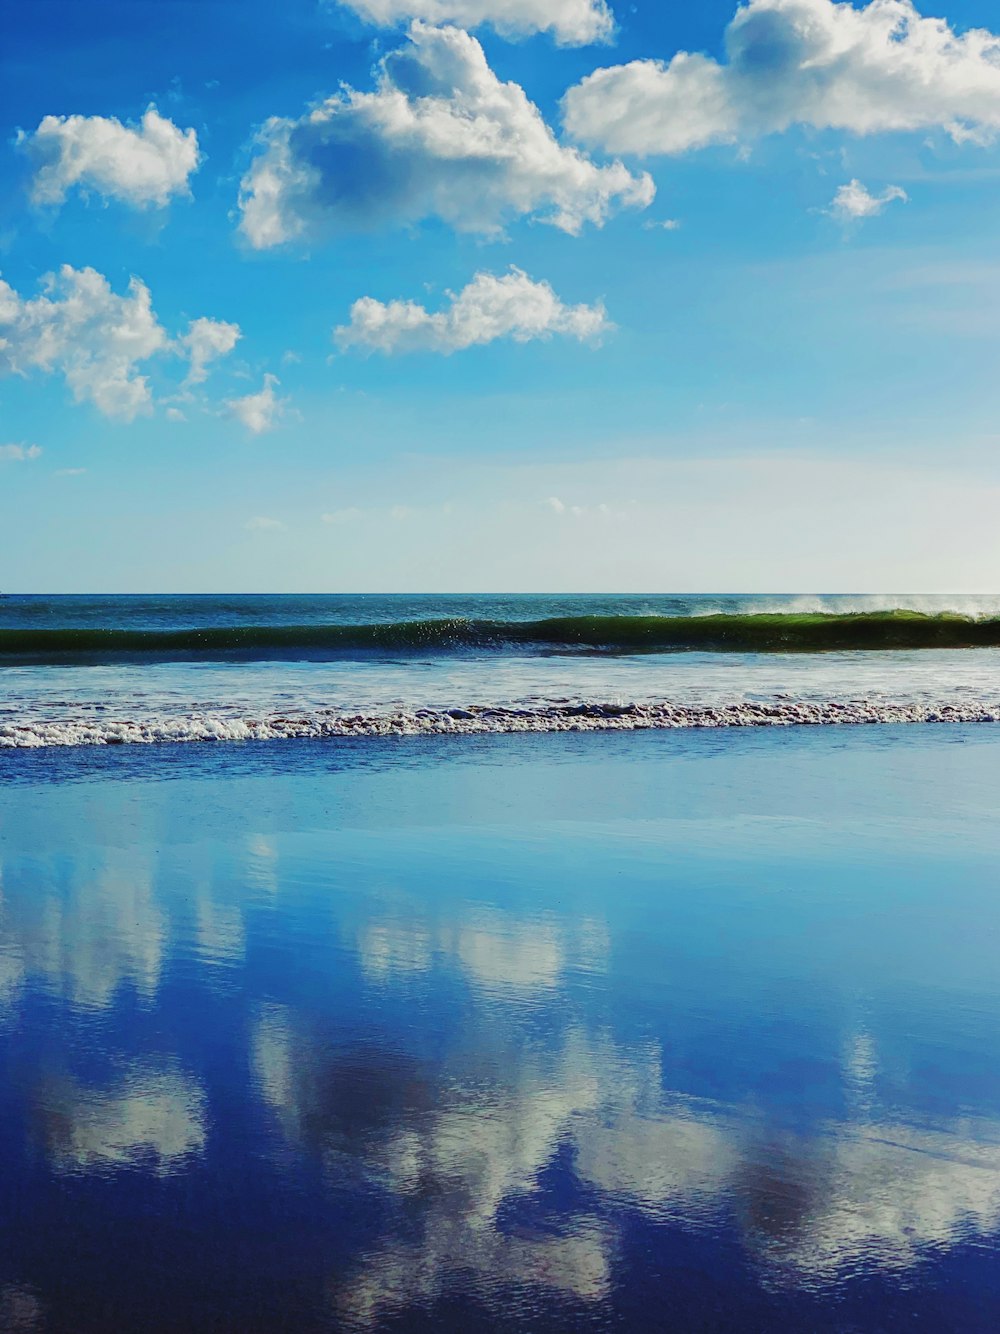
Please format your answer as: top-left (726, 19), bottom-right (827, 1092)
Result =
top-left (4, 611), bottom-right (1000, 663)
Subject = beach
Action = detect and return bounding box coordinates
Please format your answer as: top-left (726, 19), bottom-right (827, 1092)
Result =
top-left (3, 722), bottom-right (1000, 1330)
top-left (7, 0), bottom-right (1000, 1323)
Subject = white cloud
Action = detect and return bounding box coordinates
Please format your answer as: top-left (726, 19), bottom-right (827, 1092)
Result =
top-left (0, 443), bottom-right (42, 461)
top-left (23, 105), bottom-right (199, 209)
top-left (334, 0), bottom-right (614, 45)
top-left (828, 178), bottom-right (908, 220)
top-left (643, 217), bottom-right (681, 231)
top-left (0, 265), bottom-right (238, 422)
top-left (238, 22), bottom-right (653, 247)
top-left (55, 467), bottom-right (86, 476)
top-left (0, 265), bottom-right (167, 420)
top-left (165, 407), bottom-right (187, 422)
top-left (227, 375), bottom-right (286, 434)
top-left (544, 494), bottom-right (624, 518)
top-left (563, 0), bottom-right (1000, 155)
top-left (178, 316), bottom-right (242, 385)
top-left (244, 515), bottom-right (285, 530)
top-left (321, 502), bottom-right (459, 523)
top-left (336, 267), bottom-right (611, 354)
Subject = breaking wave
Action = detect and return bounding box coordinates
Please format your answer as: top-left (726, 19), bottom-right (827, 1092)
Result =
top-left (4, 611), bottom-right (1000, 663)
top-left (4, 698), bottom-right (1000, 748)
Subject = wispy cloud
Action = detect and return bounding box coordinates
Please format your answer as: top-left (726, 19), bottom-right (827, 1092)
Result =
top-left (178, 316), bottom-right (242, 386)
top-left (543, 495), bottom-right (627, 518)
top-left (321, 508), bottom-right (364, 524)
top-left (0, 443), bottom-right (42, 462)
top-left (226, 375), bottom-right (286, 434)
top-left (828, 180), bottom-right (908, 222)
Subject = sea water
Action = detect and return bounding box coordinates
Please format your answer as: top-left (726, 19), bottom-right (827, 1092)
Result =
top-left (2, 726), bottom-right (1000, 1331)
top-left (3, 593), bottom-right (1000, 746)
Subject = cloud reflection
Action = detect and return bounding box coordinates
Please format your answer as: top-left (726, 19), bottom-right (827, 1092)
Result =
top-left (738, 1120), bottom-right (1000, 1282)
top-left (0, 850), bottom-right (165, 1011)
top-left (253, 988), bottom-right (1000, 1324)
top-left (37, 1064), bottom-right (207, 1176)
top-left (253, 1007), bottom-right (713, 1319)
top-left (357, 910), bottom-right (610, 995)
top-left (0, 1285), bottom-right (44, 1332)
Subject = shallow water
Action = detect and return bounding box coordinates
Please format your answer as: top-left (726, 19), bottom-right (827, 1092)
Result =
top-left (2, 727), bottom-right (1000, 1330)
top-left (4, 594), bottom-right (1000, 747)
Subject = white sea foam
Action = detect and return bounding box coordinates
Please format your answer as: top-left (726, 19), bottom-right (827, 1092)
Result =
top-left (3, 699), bottom-right (1000, 748)
top-left (5, 636), bottom-right (1000, 750)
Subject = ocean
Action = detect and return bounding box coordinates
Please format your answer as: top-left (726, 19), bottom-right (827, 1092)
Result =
top-left (3, 726), bottom-right (1000, 1330)
top-left (4, 595), bottom-right (1000, 1330)
top-left (4, 593), bottom-right (1000, 747)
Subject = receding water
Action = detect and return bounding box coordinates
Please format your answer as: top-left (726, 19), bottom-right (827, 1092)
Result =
top-left (2, 726), bottom-right (1000, 1331)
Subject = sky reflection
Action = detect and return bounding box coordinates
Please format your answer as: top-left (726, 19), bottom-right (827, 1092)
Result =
top-left (2, 729), bottom-right (1000, 1330)
top-left (35, 1064), bottom-right (207, 1178)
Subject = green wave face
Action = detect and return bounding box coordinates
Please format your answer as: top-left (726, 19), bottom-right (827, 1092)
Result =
top-left (1, 610), bottom-right (1000, 663)
top-left (516, 610), bottom-right (1000, 651)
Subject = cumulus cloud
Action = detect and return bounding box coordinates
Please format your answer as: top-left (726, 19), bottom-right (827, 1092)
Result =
top-left (334, 0), bottom-right (614, 45)
top-left (226, 374), bottom-right (286, 434)
top-left (0, 443), bottom-right (42, 461)
top-left (0, 266), bottom-right (239, 421)
top-left (563, 0), bottom-right (1000, 155)
top-left (23, 105), bottom-right (199, 209)
top-left (0, 265), bottom-right (167, 420)
top-left (335, 267), bottom-right (610, 354)
top-left (179, 316), bottom-right (242, 385)
top-left (238, 22), bottom-right (652, 247)
top-left (828, 178), bottom-right (908, 220)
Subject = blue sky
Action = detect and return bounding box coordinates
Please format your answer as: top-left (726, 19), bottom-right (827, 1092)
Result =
top-left (3, 0), bottom-right (1000, 591)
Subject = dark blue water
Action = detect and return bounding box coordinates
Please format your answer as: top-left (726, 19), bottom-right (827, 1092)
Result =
top-left (2, 726), bottom-right (1000, 1330)
top-left (11, 592), bottom-right (994, 633)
